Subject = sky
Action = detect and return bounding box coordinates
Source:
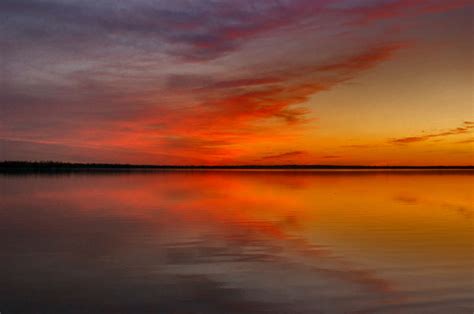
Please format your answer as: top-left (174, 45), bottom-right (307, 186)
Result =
top-left (1, 0), bottom-right (472, 165)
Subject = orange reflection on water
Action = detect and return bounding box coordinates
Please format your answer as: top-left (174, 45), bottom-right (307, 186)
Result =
top-left (0, 170), bottom-right (472, 313)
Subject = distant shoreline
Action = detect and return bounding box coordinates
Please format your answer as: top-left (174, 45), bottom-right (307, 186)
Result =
top-left (1, 161), bottom-right (473, 173)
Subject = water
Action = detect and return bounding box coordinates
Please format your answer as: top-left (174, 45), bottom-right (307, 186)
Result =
top-left (0, 171), bottom-right (472, 313)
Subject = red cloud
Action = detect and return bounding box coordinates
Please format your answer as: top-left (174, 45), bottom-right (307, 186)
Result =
top-left (48, 44), bottom-right (408, 164)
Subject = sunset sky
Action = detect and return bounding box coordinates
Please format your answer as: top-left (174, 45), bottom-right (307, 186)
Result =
top-left (1, 0), bottom-right (472, 165)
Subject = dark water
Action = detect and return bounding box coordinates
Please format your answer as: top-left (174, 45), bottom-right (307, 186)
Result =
top-left (0, 171), bottom-right (472, 313)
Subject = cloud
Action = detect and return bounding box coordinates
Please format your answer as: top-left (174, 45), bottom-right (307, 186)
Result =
top-left (316, 43), bottom-right (408, 73)
top-left (1, 0), bottom-right (466, 66)
top-left (159, 43), bottom-right (405, 128)
top-left (390, 121), bottom-right (474, 144)
top-left (259, 151), bottom-right (308, 161)
top-left (0, 0), bottom-right (331, 62)
top-left (348, 0), bottom-right (472, 25)
top-left (454, 138), bottom-right (474, 144)
top-left (1, 0), bottom-right (471, 163)
top-left (117, 43), bottom-right (404, 162)
top-left (0, 41), bottom-right (417, 163)
top-left (208, 77), bottom-right (285, 89)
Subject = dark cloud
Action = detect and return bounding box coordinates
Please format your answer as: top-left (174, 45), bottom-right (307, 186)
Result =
top-left (0, 0), bottom-right (330, 62)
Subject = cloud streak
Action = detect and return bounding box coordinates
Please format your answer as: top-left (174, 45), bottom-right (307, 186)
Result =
top-left (259, 151), bottom-right (308, 161)
top-left (390, 122), bottom-right (474, 144)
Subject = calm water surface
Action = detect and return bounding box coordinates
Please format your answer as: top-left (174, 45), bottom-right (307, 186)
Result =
top-left (0, 171), bottom-right (472, 313)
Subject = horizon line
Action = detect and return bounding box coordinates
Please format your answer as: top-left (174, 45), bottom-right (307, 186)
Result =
top-left (1, 161), bottom-right (473, 170)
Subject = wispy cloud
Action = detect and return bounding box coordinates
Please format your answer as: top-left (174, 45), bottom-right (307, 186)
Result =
top-left (389, 121), bottom-right (474, 144)
top-left (259, 151), bottom-right (308, 161)
top-left (454, 138), bottom-right (474, 144)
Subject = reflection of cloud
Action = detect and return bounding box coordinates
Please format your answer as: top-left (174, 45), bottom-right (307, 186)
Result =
top-left (1, 171), bottom-right (403, 310)
top-left (393, 193), bottom-right (472, 218)
top-left (4, 171), bottom-right (474, 311)
top-left (317, 268), bottom-right (393, 293)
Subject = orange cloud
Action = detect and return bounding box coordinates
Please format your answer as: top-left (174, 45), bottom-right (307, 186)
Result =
top-left (2, 44), bottom-right (405, 165)
top-left (390, 121), bottom-right (474, 144)
top-left (455, 138), bottom-right (474, 144)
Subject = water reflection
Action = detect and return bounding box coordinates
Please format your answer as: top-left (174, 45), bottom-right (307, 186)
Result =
top-left (0, 171), bottom-right (472, 313)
